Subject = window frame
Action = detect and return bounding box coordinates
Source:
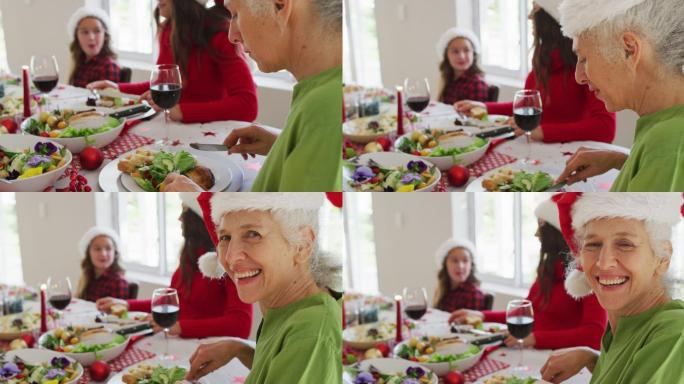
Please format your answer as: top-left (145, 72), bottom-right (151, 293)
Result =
top-left (101, 0), bottom-right (159, 64)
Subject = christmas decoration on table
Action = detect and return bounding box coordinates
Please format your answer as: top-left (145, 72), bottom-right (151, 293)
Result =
top-left (79, 146), bottom-right (104, 170)
top-left (201, 131), bottom-right (216, 137)
top-left (88, 360), bottom-right (111, 382)
top-left (446, 165), bottom-right (470, 187)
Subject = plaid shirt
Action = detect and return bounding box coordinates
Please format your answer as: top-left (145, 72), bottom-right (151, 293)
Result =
top-left (437, 282), bottom-right (487, 312)
top-left (71, 53), bottom-right (121, 88)
top-left (440, 72), bottom-right (489, 105)
top-left (82, 269), bottom-right (129, 302)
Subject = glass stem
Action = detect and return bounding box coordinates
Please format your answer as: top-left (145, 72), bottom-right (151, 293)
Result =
top-left (526, 132), bottom-right (532, 161)
top-left (519, 339), bottom-right (524, 367)
top-left (164, 328), bottom-right (169, 357)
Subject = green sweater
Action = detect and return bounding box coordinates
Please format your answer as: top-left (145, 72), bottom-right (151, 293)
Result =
top-left (251, 67), bottom-right (343, 191)
top-left (590, 300), bottom-right (684, 384)
top-left (246, 291), bottom-right (342, 383)
top-left (611, 104), bottom-right (684, 191)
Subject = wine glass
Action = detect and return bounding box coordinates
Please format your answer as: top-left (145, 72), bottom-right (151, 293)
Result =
top-left (150, 64), bottom-right (182, 145)
top-left (403, 78), bottom-right (431, 130)
top-left (46, 277), bottom-right (72, 328)
top-left (513, 90), bottom-right (543, 164)
top-left (506, 299), bottom-right (534, 373)
top-left (402, 287), bottom-right (428, 338)
top-left (30, 55), bottom-right (59, 112)
top-left (152, 287), bottom-right (180, 360)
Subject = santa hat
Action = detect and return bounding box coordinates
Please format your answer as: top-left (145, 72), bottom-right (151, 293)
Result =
top-left (534, 198), bottom-right (561, 231)
top-left (179, 193), bottom-right (202, 217)
top-left (434, 238), bottom-right (477, 268)
top-left (66, 7), bottom-right (112, 38)
top-left (78, 226), bottom-right (120, 257)
top-left (559, 0), bottom-right (647, 38)
top-left (553, 193), bottom-right (684, 299)
top-left (197, 193), bottom-right (325, 279)
top-left (436, 27), bottom-right (481, 60)
top-left (535, 0), bottom-right (562, 23)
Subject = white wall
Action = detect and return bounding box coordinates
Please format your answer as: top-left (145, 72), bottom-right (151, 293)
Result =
top-left (372, 0), bottom-right (637, 148)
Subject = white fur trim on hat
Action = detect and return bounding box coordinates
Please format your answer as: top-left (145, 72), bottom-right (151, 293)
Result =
top-left (571, 193), bottom-right (682, 233)
top-left (534, 198), bottom-right (561, 232)
top-left (559, 0), bottom-right (647, 37)
top-left (210, 193), bottom-right (325, 225)
top-left (198, 251), bottom-right (226, 279)
top-left (435, 27), bottom-right (481, 60)
top-left (535, 0), bottom-right (562, 23)
top-left (66, 7), bottom-right (112, 38)
top-left (434, 238), bottom-right (477, 268)
top-left (564, 268), bottom-right (593, 299)
top-left (179, 193), bottom-right (202, 217)
top-left (78, 226), bottom-right (120, 257)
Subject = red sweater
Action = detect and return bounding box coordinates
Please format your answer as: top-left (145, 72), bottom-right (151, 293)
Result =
top-left (127, 251), bottom-right (252, 339)
top-left (119, 25), bottom-right (257, 124)
top-left (483, 261), bottom-right (607, 350)
top-left (485, 51), bottom-right (616, 144)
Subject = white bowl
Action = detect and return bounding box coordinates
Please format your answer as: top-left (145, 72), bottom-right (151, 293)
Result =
top-left (20, 108), bottom-right (125, 153)
top-left (343, 114), bottom-right (409, 144)
top-left (343, 321), bottom-right (399, 350)
top-left (0, 134), bottom-right (72, 192)
top-left (394, 128), bottom-right (489, 170)
top-left (344, 358), bottom-right (438, 384)
top-left (4, 348), bottom-right (84, 383)
top-left (344, 152), bottom-right (441, 192)
top-left (39, 328), bottom-right (130, 366)
top-left (393, 338), bottom-right (483, 376)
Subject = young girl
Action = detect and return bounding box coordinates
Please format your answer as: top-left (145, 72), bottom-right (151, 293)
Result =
top-left (436, 28), bottom-right (489, 105)
top-left (76, 227), bottom-right (129, 302)
top-left (450, 199), bottom-right (607, 350)
top-left (432, 238), bottom-right (487, 312)
top-left (455, 1), bottom-right (616, 143)
top-left (66, 7), bottom-right (121, 88)
top-left (88, 0), bottom-right (257, 124)
top-left (96, 193), bottom-right (252, 339)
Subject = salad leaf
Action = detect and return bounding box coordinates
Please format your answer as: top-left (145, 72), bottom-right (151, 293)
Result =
top-left (173, 151), bottom-right (197, 174)
top-left (134, 176), bottom-right (157, 192)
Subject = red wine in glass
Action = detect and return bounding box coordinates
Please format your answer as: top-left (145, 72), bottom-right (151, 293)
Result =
top-left (150, 84), bottom-right (182, 110)
top-left (403, 78), bottom-right (431, 130)
top-left (33, 76), bottom-right (59, 93)
top-left (513, 90), bottom-right (543, 163)
top-left (150, 64), bottom-right (182, 145)
top-left (152, 304), bottom-right (180, 328)
top-left (30, 55), bottom-right (59, 111)
top-left (514, 107), bottom-right (542, 133)
top-left (506, 299), bottom-right (534, 373)
top-left (48, 294), bottom-right (71, 310)
top-left (47, 276), bottom-right (71, 328)
top-left (506, 315), bottom-right (534, 339)
top-left (152, 287), bottom-right (179, 360)
top-left (407, 96), bottom-right (430, 113)
top-left (405, 304), bottom-right (427, 321)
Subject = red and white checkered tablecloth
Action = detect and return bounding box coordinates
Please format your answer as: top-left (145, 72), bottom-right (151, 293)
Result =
top-left (434, 150), bottom-right (516, 191)
top-left (77, 347), bottom-right (156, 383)
top-left (462, 357), bottom-right (510, 382)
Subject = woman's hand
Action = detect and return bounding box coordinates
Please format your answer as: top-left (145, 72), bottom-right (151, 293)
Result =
top-left (139, 91), bottom-right (183, 121)
top-left (447, 309), bottom-right (484, 324)
top-left (95, 297), bottom-right (129, 313)
top-left (508, 116), bottom-right (544, 141)
top-left (453, 100), bottom-right (486, 115)
top-left (186, 340), bottom-right (243, 380)
top-left (503, 332), bottom-right (536, 348)
top-left (224, 125), bottom-right (278, 160)
top-left (540, 347), bottom-right (598, 383)
top-left (160, 173), bottom-right (203, 192)
top-left (86, 80), bottom-right (119, 90)
top-left (151, 320), bottom-right (181, 336)
top-left (556, 147), bottom-right (628, 185)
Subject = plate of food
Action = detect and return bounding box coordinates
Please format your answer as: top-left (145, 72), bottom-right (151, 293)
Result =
top-left (20, 108), bottom-right (125, 153)
top-left (465, 165), bottom-right (562, 192)
top-left (0, 95), bottom-right (38, 120)
top-left (98, 146), bottom-right (235, 192)
top-left (394, 128), bottom-right (489, 170)
top-left (455, 107), bottom-right (509, 129)
top-left (39, 325), bottom-right (129, 365)
top-left (394, 336), bottom-right (483, 376)
top-left (343, 321), bottom-right (399, 350)
top-left (0, 312), bottom-right (40, 340)
top-left (0, 135), bottom-right (72, 192)
top-left (86, 88), bottom-right (140, 109)
top-left (1, 348), bottom-right (84, 384)
top-left (106, 360), bottom-right (188, 384)
top-left (344, 358), bottom-right (438, 384)
top-left (343, 114), bottom-right (409, 143)
top-left (344, 152), bottom-right (440, 192)
top-left (479, 374), bottom-right (547, 384)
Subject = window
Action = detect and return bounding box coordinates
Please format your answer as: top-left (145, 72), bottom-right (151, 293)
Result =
top-left (343, 193), bottom-right (379, 293)
top-left (471, 0), bottom-right (534, 80)
top-left (104, 0), bottom-right (158, 62)
top-left (0, 193), bottom-right (24, 285)
top-left (343, 0), bottom-right (382, 86)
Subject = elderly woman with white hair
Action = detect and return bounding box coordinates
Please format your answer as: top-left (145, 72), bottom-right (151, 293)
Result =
top-left (556, 0), bottom-right (684, 191)
top-left (184, 192), bottom-right (342, 382)
top-left (163, 0), bottom-right (342, 192)
top-left (540, 193), bottom-right (684, 383)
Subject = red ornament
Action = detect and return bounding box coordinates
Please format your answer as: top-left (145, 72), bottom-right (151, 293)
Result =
top-left (80, 147), bottom-right (104, 170)
top-left (0, 118), bottom-right (17, 134)
top-left (444, 371), bottom-right (465, 384)
top-left (375, 136), bottom-right (391, 151)
top-left (20, 334), bottom-right (35, 348)
top-left (446, 165), bottom-right (470, 187)
top-left (374, 343), bottom-right (390, 357)
top-left (89, 360), bottom-right (111, 382)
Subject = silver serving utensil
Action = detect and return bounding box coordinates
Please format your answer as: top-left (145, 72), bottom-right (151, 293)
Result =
top-left (189, 143), bottom-right (229, 151)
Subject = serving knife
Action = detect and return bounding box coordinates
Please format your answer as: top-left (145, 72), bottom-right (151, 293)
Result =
top-left (189, 143), bottom-right (230, 151)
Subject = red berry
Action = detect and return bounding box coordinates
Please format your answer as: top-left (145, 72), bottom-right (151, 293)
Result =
top-left (39, 132), bottom-right (49, 137)
top-left (84, 186), bottom-right (92, 192)
top-left (77, 175), bottom-right (87, 183)
top-left (371, 166), bottom-right (380, 174)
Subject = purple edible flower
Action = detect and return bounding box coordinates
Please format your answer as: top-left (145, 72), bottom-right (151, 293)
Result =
top-left (50, 356), bottom-right (70, 369)
top-left (400, 173), bottom-right (420, 184)
top-left (406, 366), bottom-right (425, 378)
top-left (352, 166), bottom-right (375, 182)
top-left (0, 362), bottom-right (21, 378)
top-left (34, 142), bottom-right (58, 156)
top-left (407, 160), bottom-right (427, 174)
top-left (45, 368), bottom-right (66, 379)
top-left (26, 155), bottom-right (52, 168)
top-left (6, 170), bottom-right (20, 180)
top-left (354, 371), bottom-right (376, 384)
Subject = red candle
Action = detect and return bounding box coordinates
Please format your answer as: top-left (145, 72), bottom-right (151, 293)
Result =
top-left (395, 295), bottom-right (403, 343)
top-left (40, 284), bottom-right (47, 333)
top-left (396, 86), bottom-right (404, 136)
top-left (22, 66), bottom-right (31, 118)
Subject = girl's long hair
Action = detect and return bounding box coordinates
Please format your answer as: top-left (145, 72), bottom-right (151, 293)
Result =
top-left (531, 223), bottom-right (571, 308)
top-left (178, 209), bottom-right (216, 296)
